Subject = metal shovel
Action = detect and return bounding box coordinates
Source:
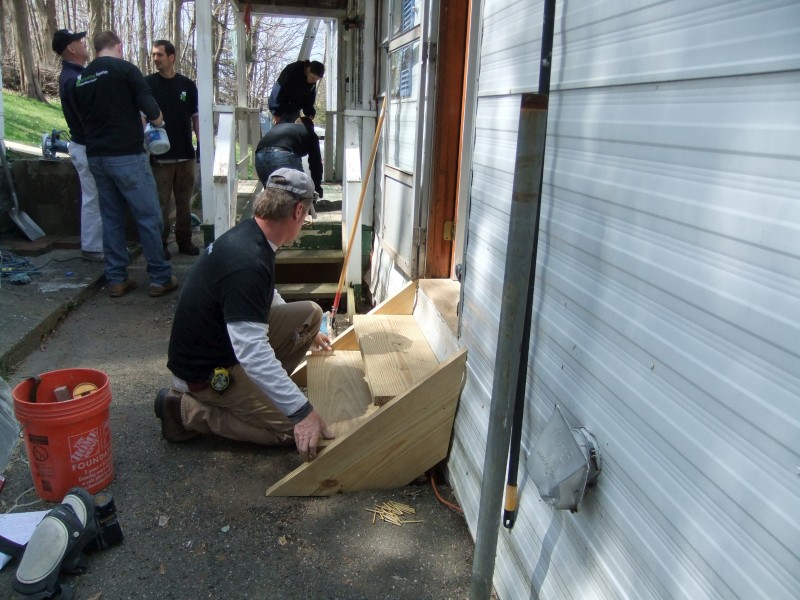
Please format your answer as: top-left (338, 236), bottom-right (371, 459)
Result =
top-left (1, 140), bottom-right (45, 240)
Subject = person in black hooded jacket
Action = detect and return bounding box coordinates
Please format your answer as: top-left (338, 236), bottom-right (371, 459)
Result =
top-left (268, 60), bottom-right (325, 124)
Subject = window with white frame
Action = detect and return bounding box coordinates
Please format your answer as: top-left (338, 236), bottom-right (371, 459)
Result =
top-left (387, 0), bottom-right (422, 174)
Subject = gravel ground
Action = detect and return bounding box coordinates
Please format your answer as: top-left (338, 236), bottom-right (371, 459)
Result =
top-left (0, 248), bottom-right (474, 600)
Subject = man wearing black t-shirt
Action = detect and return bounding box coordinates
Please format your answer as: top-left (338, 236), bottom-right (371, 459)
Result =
top-left (74, 30), bottom-right (177, 298)
top-left (156, 169), bottom-right (334, 461)
top-left (146, 39), bottom-right (200, 258)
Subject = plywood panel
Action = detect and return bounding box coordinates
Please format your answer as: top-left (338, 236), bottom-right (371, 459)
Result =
top-left (354, 314), bottom-right (440, 405)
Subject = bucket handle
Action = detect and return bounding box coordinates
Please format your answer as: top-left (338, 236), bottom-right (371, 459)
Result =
top-left (25, 376), bottom-right (42, 403)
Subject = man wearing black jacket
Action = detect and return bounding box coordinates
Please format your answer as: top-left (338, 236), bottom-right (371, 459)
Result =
top-left (255, 117), bottom-right (323, 199)
top-left (74, 30), bottom-right (177, 299)
top-left (268, 60), bottom-right (324, 124)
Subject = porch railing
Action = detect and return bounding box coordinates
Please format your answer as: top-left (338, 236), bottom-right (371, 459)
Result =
top-left (209, 105), bottom-right (261, 240)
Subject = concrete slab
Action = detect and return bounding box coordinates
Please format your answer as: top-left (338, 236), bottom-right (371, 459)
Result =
top-left (0, 243), bottom-right (105, 373)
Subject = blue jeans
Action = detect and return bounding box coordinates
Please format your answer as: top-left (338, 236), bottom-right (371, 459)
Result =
top-left (255, 149), bottom-right (303, 185)
top-left (88, 153), bottom-right (172, 286)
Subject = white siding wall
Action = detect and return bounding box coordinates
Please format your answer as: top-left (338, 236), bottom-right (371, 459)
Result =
top-left (450, 1), bottom-right (800, 599)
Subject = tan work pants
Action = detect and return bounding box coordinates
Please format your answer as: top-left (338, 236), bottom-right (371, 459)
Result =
top-left (180, 301), bottom-right (322, 444)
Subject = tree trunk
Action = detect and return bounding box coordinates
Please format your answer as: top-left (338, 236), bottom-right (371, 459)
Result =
top-left (32, 0), bottom-right (58, 68)
top-left (0, 1), bottom-right (6, 64)
top-left (88, 0), bottom-right (104, 39)
top-left (137, 0), bottom-right (148, 72)
top-left (171, 0), bottom-right (184, 68)
top-left (42, 0), bottom-right (58, 38)
top-left (105, 1), bottom-right (115, 33)
top-left (212, 0), bottom-right (229, 99)
top-left (9, 0), bottom-right (45, 101)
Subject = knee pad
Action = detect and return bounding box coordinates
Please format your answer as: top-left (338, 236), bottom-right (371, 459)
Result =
top-left (13, 487), bottom-right (100, 599)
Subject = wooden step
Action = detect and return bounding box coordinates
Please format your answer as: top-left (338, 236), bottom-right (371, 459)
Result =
top-left (276, 282), bottom-right (338, 300)
top-left (275, 248), bottom-right (344, 264)
top-left (353, 314), bottom-right (440, 406)
top-left (306, 351), bottom-right (378, 447)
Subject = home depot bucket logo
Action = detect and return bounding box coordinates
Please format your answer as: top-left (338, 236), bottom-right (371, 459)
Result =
top-left (68, 424), bottom-right (110, 471)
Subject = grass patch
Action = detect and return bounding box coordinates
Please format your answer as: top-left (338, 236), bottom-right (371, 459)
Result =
top-left (3, 90), bottom-right (68, 146)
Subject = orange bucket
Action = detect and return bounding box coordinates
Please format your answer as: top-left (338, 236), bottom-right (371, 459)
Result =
top-left (12, 368), bottom-right (114, 501)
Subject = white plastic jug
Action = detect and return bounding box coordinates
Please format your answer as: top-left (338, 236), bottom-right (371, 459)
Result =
top-left (144, 124), bottom-right (170, 155)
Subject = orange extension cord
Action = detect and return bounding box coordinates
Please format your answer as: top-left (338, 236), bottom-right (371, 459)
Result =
top-left (430, 471), bottom-right (463, 514)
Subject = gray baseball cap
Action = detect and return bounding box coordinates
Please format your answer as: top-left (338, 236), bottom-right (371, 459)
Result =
top-left (266, 168), bottom-right (317, 217)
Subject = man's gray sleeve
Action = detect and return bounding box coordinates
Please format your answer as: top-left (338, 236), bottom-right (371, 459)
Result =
top-left (226, 320), bottom-right (311, 420)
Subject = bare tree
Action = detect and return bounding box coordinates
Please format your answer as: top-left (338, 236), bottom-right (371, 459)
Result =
top-left (42, 0), bottom-right (58, 39)
top-left (170, 0), bottom-right (183, 61)
top-left (8, 0), bottom-right (45, 100)
top-left (88, 0), bottom-right (105, 38)
top-left (137, 0), bottom-right (148, 72)
top-left (0, 2), bottom-right (6, 63)
top-left (212, 0), bottom-right (229, 103)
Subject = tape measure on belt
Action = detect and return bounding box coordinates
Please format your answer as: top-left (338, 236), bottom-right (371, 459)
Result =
top-left (210, 367), bottom-right (232, 393)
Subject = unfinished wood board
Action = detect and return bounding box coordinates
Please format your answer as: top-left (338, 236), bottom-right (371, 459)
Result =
top-left (290, 279), bottom-right (418, 384)
top-left (418, 279), bottom-right (460, 336)
top-left (266, 348), bottom-right (467, 496)
top-left (307, 351), bottom-right (377, 446)
top-left (354, 314), bottom-right (440, 405)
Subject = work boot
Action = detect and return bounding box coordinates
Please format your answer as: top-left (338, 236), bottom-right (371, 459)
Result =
top-left (154, 388), bottom-right (198, 442)
top-left (149, 275), bottom-right (178, 298)
top-left (178, 241), bottom-right (200, 256)
top-left (108, 279), bottom-right (137, 298)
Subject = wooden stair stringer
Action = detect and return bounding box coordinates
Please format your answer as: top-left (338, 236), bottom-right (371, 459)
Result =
top-left (266, 347), bottom-right (467, 497)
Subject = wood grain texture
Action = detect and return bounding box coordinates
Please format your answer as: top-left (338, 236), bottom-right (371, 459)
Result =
top-left (291, 279), bottom-right (419, 383)
top-left (307, 351), bottom-right (377, 446)
top-left (354, 314), bottom-right (440, 405)
top-left (266, 348), bottom-right (467, 496)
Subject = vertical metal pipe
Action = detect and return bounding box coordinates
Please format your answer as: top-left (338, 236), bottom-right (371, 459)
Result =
top-left (469, 94), bottom-right (549, 600)
top-left (469, 0), bottom-right (557, 597)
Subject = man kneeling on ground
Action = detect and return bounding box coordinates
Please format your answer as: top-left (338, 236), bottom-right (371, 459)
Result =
top-left (155, 169), bottom-right (333, 460)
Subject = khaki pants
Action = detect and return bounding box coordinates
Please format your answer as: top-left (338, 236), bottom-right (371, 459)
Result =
top-left (180, 301), bottom-right (322, 444)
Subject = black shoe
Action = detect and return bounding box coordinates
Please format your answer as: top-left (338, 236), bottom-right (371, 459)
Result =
top-left (178, 242), bottom-right (200, 256)
top-left (154, 388), bottom-right (198, 442)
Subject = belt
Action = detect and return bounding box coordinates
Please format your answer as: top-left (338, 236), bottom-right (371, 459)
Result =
top-left (261, 147), bottom-right (292, 153)
top-left (186, 381), bottom-right (209, 393)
